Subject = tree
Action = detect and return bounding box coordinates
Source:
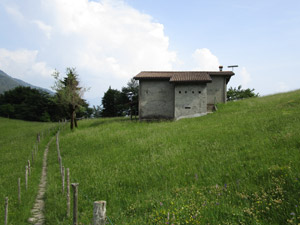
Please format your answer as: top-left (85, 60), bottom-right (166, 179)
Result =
top-left (227, 85), bottom-right (259, 101)
top-left (52, 68), bottom-right (87, 129)
top-left (101, 87), bottom-right (125, 117)
top-left (121, 78), bottom-right (139, 119)
top-left (0, 86), bottom-right (54, 121)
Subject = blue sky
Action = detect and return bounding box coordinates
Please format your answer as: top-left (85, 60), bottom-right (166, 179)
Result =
top-left (1, 0), bottom-right (300, 106)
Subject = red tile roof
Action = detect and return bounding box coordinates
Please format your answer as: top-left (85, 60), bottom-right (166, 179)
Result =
top-left (170, 72), bottom-right (211, 83)
top-left (134, 71), bottom-right (234, 83)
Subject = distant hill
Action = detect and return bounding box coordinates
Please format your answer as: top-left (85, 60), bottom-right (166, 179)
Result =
top-left (0, 70), bottom-right (53, 95)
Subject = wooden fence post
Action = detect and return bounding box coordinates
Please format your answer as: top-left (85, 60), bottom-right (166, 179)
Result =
top-left (32, 151), bottom-right (34, 164)
top-left (71, 183), bottom-right (79, 225)
top-left (59, 156), bottom-right (63, 176)
top-left (93, 201), bottom-right (106, 225)
top-left (25, 166), bottom-right (28, 190)
top-left (62, 166), bottom-right (65, 194)
top-left (67, 168), bottom-right (70, 217)
top-left (56, 133), bottom-right (60, 162)
top-left (4, 197), bottom-right (8, 225)
top-left (37, 133), bottom-right (40, 143)
top-left (28, 160), bottom-right (31, 176)
top-left (18, 178), bottom-right (21, 204)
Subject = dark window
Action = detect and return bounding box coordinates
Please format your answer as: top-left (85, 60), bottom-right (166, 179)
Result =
top-left (185, 106), bottom-right (191, 109)
top-left (185, 91), bottom-right (187, 94)
top-left (179, 91), bottom-right (181, 94)
top-left (198, 91), bottom-right (201, 94)
top-left (192, 91), bottom-right (194, 94)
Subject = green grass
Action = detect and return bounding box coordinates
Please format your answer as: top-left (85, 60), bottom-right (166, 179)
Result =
top-left (43, 90), bottom-right (300, 224)
top-left (0, 118), bottom-right (58, 224)
top-left (2, 90), bottom-right (300, 224)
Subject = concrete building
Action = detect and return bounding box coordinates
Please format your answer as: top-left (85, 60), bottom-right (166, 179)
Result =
top-left (134, 68), bottom-right (234, 120)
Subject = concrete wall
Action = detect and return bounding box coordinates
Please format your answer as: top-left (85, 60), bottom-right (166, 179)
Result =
top-left (174, 83), bottom-right (207, 119)
top-left (207, 76), bottom-right (226, 104)
top-left (139, 80), bottom-right (174, 119)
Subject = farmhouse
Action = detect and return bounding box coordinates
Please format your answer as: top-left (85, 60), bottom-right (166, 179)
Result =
top-left (134, 67), bottom-right (234, 120)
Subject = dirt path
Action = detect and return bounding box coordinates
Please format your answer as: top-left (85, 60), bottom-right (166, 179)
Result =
top-left (28, 137), bottom-right (53, 225)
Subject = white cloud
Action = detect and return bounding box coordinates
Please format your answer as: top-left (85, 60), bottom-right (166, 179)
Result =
top-left (0, 48), bottom-right (53, 88)
top-left (37, 0), bottom-right (177, 100)
top-left (192, 48), bottom-right (220, 70)
top-left (5, 5), bottom-right (24, 22)
top-left (2, 0), bottom-right (177, 104)
top-left (31, 20), bottom-right (52, 39)
top-left (240, 67), bottom-right (251, 87)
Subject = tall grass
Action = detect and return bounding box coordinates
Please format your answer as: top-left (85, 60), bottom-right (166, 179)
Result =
top-left (44, 90), bottom-right (300, 224)
top-left (0, 118), bottom-right (57, 224)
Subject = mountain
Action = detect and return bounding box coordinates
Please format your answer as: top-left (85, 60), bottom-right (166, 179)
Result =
top-left (0, 70), bottom-right (54, 95)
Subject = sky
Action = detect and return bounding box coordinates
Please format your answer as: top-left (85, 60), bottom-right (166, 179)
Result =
top-left (0, 0), bottom-right (300, 106)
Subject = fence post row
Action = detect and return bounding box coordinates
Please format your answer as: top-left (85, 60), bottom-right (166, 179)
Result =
top-left (25, 166), bottom-right (28, 190)
top-left (62, 166), bottom-right (65, 194)
top-left (4, 197), bottom-right (8, 225)
top-left (67, 168), bottom-right (70, 217)
top-left (72, 183), bottom-right (79, 225)
top-left (59, 156), bottom-right (63, 176)
top-left (93, 201), bottom-right (107, 225)
top-left (28, 160), bottom-right (31, 176)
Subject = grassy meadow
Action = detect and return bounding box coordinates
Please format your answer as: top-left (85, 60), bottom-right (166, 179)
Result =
top-left (0, 118), bottom-right (57, 224)
top-left (42, 90), bottom-right (300, 224)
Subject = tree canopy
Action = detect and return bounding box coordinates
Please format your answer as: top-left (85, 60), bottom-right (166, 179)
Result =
top-left (0, 86), bottom-right (56, 121)
top-left (101, 79), bottom-right (139, 118)
top-left (52, 68), bottom-right (88, 129)
top-left (227, 85), bottom-right (259, 101)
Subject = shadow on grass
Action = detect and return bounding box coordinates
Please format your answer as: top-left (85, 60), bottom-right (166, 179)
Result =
top-left (89, 117), bottom-right (138, 127)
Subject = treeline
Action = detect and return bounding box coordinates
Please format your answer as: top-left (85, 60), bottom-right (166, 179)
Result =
top-left (0, 86), bottom-right (92, 122)
top-left (0, 77), bottom-right (139, 122)
top-left (98, 78), bottom-right (139, 118)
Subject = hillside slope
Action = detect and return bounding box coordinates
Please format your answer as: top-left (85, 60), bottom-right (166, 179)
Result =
top-left (43, 90), bottom-right (300, 224)
top-left (0, 70), bottom-right (53, 94)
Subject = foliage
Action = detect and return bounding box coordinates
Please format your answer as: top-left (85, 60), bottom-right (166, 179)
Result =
top-left (52, 68), bottom-right (88, 129)
top-left (0, 86), bottom-right (56, 121)
top-left (101, 87), bottom-right (126, 117)
top-left (101, 78), bottom-right (139, 117)
top-left (121, 78), bottom-right (139, 118)
top-left (227, 85), bottom-right (259, 101)
top-left (44, 90), bottom-right (300, 224)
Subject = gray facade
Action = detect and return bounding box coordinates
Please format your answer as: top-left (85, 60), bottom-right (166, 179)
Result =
top-left (134, 70), bottom-right (234, 120)
top-left (207, 76), bottom-right (226, 104)
top-left (174, 84), bottom-right (207, 119)
top-left (139, 80), bottom-right (174, 119)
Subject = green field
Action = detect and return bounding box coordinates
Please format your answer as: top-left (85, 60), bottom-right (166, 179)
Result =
top-left (44, 90), bottom-right (300, 224)
top-left (0, 118), bottom-right (58, 224)
top-left (1, 90), bottom-right (300, 224)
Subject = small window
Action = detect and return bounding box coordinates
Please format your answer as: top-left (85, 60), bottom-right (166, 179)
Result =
top-left (185, 106), bottom-right (191, 109)
top-left (185, 91), bottom-right (187, 94)
top-left (198, 91), bottom-right (201, 94)
top-left (179, 91), bottom-right (181, 94)
top-left (192, 91), bottom-right (194, 94)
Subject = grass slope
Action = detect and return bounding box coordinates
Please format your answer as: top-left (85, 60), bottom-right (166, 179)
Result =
top-left (38, 90), bottom-right (300, 224)
top-left (0, 118), bottom-right (57, 224)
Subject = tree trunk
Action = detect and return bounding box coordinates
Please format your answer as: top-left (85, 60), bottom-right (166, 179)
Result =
top-left (74, 112), bottom-right (78, 128)
top-left (70, 109), bottom-right (75, 130)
